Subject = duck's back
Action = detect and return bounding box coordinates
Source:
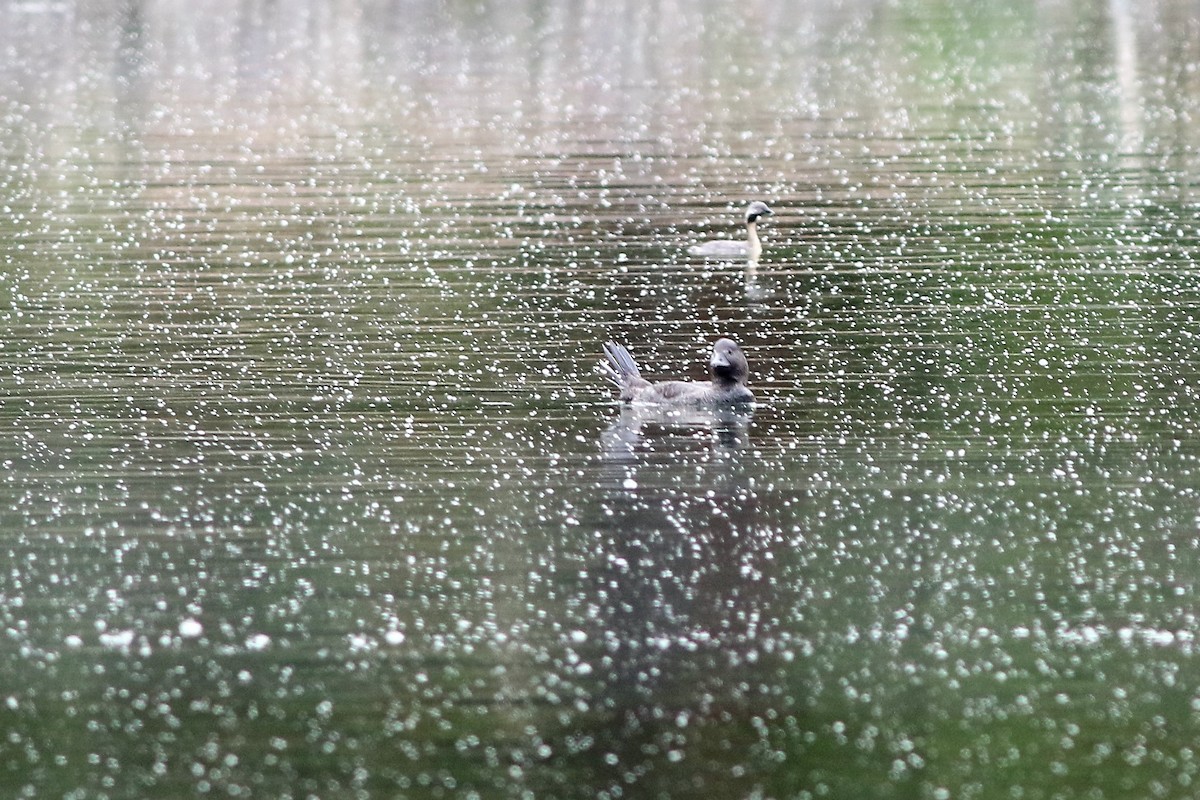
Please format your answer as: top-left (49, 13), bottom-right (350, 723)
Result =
top-left (636, 380), bottom-right (752, 406)
top-left (688, 239), bottom-right (748, 258)
top-left (644, 380), bottom-right (703, 402)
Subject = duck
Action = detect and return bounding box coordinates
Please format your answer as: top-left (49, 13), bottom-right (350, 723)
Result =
top-left (687, 201), bottom-right (773, 260)
top-left (601, 338), bottom-right (754, 406)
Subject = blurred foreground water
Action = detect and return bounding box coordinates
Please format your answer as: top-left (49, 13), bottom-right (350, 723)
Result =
top-left (5, 0), bottom-right (1200, 797)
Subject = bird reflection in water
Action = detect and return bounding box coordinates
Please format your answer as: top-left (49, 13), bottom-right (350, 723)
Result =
top-left (571, 401), bottom-right (785, 799)
top-left (599, 404), bottom-right (753, 465)
top-left (742, 254), bottom-right (770, 303)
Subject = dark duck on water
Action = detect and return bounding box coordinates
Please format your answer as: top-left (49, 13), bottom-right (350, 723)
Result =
top-left (601, 338), bottom-right (754, 406)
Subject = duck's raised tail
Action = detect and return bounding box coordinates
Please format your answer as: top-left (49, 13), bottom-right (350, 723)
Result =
top-left (601, 342), bottom-right (641, 387)
top-left (601, 342), bottom-right (656, 402)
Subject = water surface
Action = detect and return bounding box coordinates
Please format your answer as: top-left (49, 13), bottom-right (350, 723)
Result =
top-left (4, 1), bottom-right (1200, 798)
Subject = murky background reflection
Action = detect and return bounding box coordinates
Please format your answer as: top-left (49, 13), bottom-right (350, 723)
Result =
top-left (5, 0), bottom-right (1200, 797)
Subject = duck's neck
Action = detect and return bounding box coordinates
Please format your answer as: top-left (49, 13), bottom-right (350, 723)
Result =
top-left (746, 222), bottom-right (762, 259)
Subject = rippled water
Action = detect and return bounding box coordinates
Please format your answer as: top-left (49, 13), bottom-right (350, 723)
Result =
top-left (5, 0), bottom-right (1200, 797)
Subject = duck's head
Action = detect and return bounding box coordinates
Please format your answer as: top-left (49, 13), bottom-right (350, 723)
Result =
top-left (745, 201), bottom-right (773, 225)
top-left (709, 338), bottom-right (750, 384)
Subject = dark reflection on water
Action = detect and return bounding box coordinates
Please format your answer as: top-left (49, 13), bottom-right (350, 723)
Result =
top-left (5, 0), bottom-right (1200, 798)
top-left (598, 404), bottom-right (753, 464)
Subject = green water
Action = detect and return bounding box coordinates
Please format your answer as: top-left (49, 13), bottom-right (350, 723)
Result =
top-left (4, 1), bottom-right (1200, 798)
